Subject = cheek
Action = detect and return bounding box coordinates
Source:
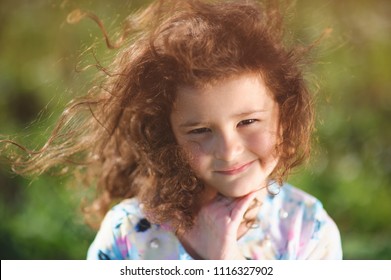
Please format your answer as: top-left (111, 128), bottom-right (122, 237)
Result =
top-left (178, 141), bottom-right (209, 173)
top-left (248, 131), bottom-right (278, 159)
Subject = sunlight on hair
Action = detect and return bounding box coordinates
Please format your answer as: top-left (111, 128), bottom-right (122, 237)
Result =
top-left (67, 9), bottom-right (125, 49)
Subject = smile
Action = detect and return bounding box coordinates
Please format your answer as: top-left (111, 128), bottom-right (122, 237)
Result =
top-left (215, 160), bottom-right (255, 175)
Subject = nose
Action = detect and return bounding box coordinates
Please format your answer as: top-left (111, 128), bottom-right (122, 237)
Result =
top-left (213, 130), bottom-right (244, 162)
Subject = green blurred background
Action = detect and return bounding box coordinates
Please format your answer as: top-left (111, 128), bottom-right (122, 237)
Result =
top-left (0, 0), bottom-right (390, 259)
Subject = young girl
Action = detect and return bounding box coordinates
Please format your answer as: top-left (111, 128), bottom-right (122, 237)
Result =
top-left (2, 0), bottom-right (342, 259)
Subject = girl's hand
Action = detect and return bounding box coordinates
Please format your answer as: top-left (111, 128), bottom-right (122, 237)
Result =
top-left (178, 191), bottom-right (258, 260)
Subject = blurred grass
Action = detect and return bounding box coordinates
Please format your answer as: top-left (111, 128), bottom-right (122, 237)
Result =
top-left (0, 0), bottom-right (390, 259)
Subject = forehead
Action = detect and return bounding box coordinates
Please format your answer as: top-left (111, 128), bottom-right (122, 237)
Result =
top-left (173, 74), bottom-right (276, 114)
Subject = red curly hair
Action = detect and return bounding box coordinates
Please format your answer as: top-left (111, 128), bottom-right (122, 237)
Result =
top-left (1, 0), bottom-right (314, 233)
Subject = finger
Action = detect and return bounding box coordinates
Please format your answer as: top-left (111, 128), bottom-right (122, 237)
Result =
top-left (214, 193), bottom-right (236, 212)
top-left (229, 191), bottom-right (259, 223)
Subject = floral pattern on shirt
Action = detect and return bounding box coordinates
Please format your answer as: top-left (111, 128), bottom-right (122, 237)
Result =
top-left (87, 182), bottom-right (342, 260)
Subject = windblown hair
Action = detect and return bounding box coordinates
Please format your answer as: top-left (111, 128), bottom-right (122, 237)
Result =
top-left (1, 0), bottom-right (314, 233)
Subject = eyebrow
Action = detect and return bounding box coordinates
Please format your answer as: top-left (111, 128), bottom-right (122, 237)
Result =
top-left (178, 109), bottom-right (267, 128)
top-left (235, 109), bottom-right (268, 117)
top-left (179, 121), bottom-right (208, 129)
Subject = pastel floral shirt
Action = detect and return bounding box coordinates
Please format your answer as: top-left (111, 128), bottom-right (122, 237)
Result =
top-left (87, 183), bottom-right (343, 260)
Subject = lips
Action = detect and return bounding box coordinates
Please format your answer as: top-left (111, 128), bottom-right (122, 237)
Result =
top-left (215, 160), bottom-right (255, 175)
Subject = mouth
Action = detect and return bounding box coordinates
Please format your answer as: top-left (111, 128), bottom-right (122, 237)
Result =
top-left (215, 160), bottom-right (255, 176)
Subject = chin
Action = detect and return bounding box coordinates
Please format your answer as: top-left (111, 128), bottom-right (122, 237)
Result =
top-left (217, 182), bottom-right (263, 198)
top-left (235, 178), bottom-right (267, 196)
top-left (203, 173), bottom-right (267, 198)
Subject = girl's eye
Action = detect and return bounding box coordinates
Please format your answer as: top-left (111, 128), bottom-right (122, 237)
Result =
top-left (188, 127), bottom-right (211, 134)
top-left (238, 119), bottom-right (258, 127)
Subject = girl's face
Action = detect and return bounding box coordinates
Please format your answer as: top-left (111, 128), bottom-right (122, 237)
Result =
top-left (170, 74), bottom-right (280, 199)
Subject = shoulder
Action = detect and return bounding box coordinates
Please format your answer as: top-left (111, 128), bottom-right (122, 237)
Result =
top-left (86, 198), bottom-right (146, 260)
top-left (274, 183), bottom-right (329, 223)
top-left (278, 182), bottom-right (319, 205)
top-left (87, 198), bottom-right (179, 260)
top-left (266, 183), bottom-right (326, 225)
top-left (105, 198), bottom-right (147, 231)
top-left (265, 182), bottom-right (343, 259)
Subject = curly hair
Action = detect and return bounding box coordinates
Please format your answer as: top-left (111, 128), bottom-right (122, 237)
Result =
top-left (1, 0), bottom-right (314, 234)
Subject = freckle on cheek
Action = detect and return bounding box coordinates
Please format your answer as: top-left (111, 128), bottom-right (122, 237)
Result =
top-left (188, 151), bottom-right (202, 165)
top-left (187, 151), bottom-right (204, 171)
top-left (181, 143), bottom-right (202, 166)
